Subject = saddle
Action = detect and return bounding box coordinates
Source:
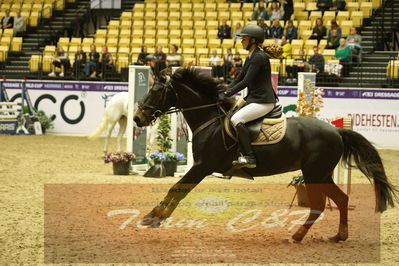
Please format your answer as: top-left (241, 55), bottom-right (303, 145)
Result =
top-left (224, 99), bottom-right (287, 145)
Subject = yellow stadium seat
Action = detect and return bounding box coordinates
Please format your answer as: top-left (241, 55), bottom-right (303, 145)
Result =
top-left (132, 11), bottom-right (144, 20)
top-left (157, 20), bottom-right (168, 30)
top-left (131, 39), bottom-right (143, 48)
top-left (351, 11), bottom-right (363, 27)
top-left (119, 29), bottom-right (131, 38)
top-left (11, 37), bottom-right (22, 51)
top-left (204, 3), bottom-right (215, 11)
top-left (218, 11), bottom-right (230, 21)
top-left (182, 39), bottom-right (194, 48)
top-left (157, 38), bottom-right (169, 47)
top-left (107, 29), bottom-right (119, 39)
top-left (144, 38), bottom-right (156, 47)
top-left (336, 11), bottom-right (350, 24)
top-left (242, 3), bottom-right (254, 12)
top-left (305, 39), bottom-right (318, 51)
top-left (309, 11), bottom-right (322, 24)
top-left (70, 37), bottom-right (81, 46)
top-left (145, 29), bottom-right (156, 38)
top-left (322, 49), bottom-right (335, 60)
top-left (120, 11), bottom-right (132, 21)
top-left (229, 2), bottom-right (241, 12)
top-left (208, 39), bottom-right (221, 48)
top-left (180, 3), bottom-right (192, 12)
top-left (183, 57), bottom-right (196, 66)
top-left (193, 3), bottom-right (205, 12)
top-left (372, 0), bottom-right (382, 9)
top-left (194, 21), bottom-right (206, 28)
top-left (298, 20), bottom-right (312, 36)
top-left (144, 20), bottom-right (156, 30)
top-left (168, 12), bottom-right (180, 21)
top-left (169, 20), bottom-right (180, 30)
top-left (144, 11), bottom-right (156, 20)
top-left (217, 3), bottom-right (228, 10)
top-left (198, 57), bottom-right (209, 67)
top-left (346, 2), bottom-right (359, 12)
top-left (230, 11), bottom-right (243, 21)
top-left (29, 55), bottom-right (40, 72)
top-left (44, 45), bottom-right (56, 56)
top-left (108, 20), bottom-right (120, 30)
top-left (145, 3), bottom-right (156, 11)
top-left (169, 29), bottom-right (181, 39)
top-left (82, 38), bottom-right (93, 45)
top-left (182, 29), bottom-right (194, 38)
top-left (322, 11), bottom-right (335, 24)
top-left (182, 47), bottom-right (195, 55)
top-left (207, 21), bottom-right (219, 30)
top-left (294, 2), bottom-right (306, 15)
top-left (340, 20), bottom-right (353, 37)
top-left (207, 29), bottom-right (218, 38)
top-left (169, 38), bottom-right (181, 47)
top-left (301, 30), bottom-right (313, 41)
top-left (118, 46), bottom-right (130, 55)
top-left (181, 20), bottom-right (193, 30)
top-left (120, 20), bottom-right (132, 30)
top-left (221, 39), bottom-right (235, 49)
top-left (58, 37), bottom-right (69, 46)
top-left (181, 11), bottom-right (193, 21)
top-left (169, 3), bottom-right (181, 12)
top-left (95, 29), bottom-right (107, 38)
top-left (133, 3), bottom-right (144, 12)
top-left (195, 39), bottom-right (208, 48)
top-left (270, 59), bottom-right (281, 73)
top-left (157, 29), bottom-right (168, 39)
top-left (243, 11), bottom-right (253, 20)
top-left (291, 39), bottom-right (304, 50)
top-left (157, 11), bottom-right (168, 21)
top-left (194, 29), bottom-right (207, 39)
top-left (295, 11), bottom-right (308, 21)
top-left (132, 29), bottom-right (143, 39)
top-left (94, 38), bottom-right (106, 47)
top-left (193, 11), bottom-right (206, 20)
top-left (360, 2), bottom-right (373, 18)
top-left (319, 39), bottom-right (327, 48)
top-left (118, 38), bottom-right (130, 48)
top-left (157, 3), bottom-right (168, 11)
top-left (206, 11), bottom-right (218, 21)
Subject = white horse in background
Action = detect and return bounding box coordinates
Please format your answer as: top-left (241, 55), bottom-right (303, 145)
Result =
top-left (89, 91), bottom-right (158, 153)
top-left (89, 92), bottom-right (129, 153)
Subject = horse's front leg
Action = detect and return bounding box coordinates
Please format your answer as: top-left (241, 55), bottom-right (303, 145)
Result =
top-left (142, 165), bottom-right (210, 226)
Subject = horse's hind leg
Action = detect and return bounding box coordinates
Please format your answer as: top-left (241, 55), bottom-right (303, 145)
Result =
top-left (321, 175), bottom-right (349, 242)
top-left (292, 183), bottom-right (326, 242)
top-left (104, 120), bottom-right (117, 153)
top-left (117, 116), bottom-right (127, 151)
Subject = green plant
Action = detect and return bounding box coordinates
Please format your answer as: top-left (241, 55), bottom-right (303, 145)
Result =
top-left (288, 174), bottom-right (305, 186)
top-left (156, 114), bottom-right (172, 152)
top-left (36, 110), bottom-right (54, 130)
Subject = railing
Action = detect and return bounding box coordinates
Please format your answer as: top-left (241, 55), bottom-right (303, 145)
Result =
top-left (373, 0), bottom-right (398, 51)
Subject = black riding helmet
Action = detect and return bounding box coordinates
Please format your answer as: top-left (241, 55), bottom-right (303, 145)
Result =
top-left (237, 24), bottom-right (265, 46)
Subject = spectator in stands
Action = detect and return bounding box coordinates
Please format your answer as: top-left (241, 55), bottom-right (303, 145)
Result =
top-left (325, 29), bottom-right (340, 49)
top-left (308, 46), bottom-right (325, 72)
top-left (330, 0), bottom-right (346, 11)
top-left (309, 18), bottom-right (327, 43)
top-left (73, 45), bottom-right (86, 77)
top-left (13, 10), bottom-right (24, 36)
top-left (48, 46), bottom-right (69, 78)
top-left (346, 27), bottom-right (362, 55)
top-left (229, 52), bottom-right (243, 79)
top-left (257, 19), bottom-right (270, 39)
top-left (154, 46), bottom-right (167, 72)
top-left (281, 36), bottom-right (292, 59)
top-left (317, 0), bottom-right (333, 12)
top-left (270, 19), bottom-right (284, 39)
top-left (286, 49), bottom-right (307, 83)
top-left (166, 44), bottom-right (182, 67)
top-left (223, 48), bottom-right (234, 81)
top-left (284, 20), bottom-right (298, 41)
top-left (99, 46), bottom-right (114, 78)
top-left (281, 0), bottom-right (294, 21)
top-left (232, 22), bottom-right (243, 41)
top-left (334, 38), bottom-right (351, 63)
top-left (84, 44), bottom-right (100, 78)
top-left (135, 46), bottom-right (148, 65)
top-left (327, 20), bottom-right (342, 38)
top-left (1, 10), bottom-right (13, 30)
top-left (209, 49), bottom-right (222, 78)
top-left (146, 54), bottom-right (158, 88)
top-left (251, 1), bottom-right (269, 21)
top-left (268, 2), bottom-right (283, 21)
top-left (218, 19), bottom-right (232, 40)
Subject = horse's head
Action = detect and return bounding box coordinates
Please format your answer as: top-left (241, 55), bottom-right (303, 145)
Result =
top-left (134, 73), bottom-right (176, 127)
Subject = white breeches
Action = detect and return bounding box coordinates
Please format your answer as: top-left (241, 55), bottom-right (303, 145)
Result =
top-left (231, 103), bottom-right (275, 126)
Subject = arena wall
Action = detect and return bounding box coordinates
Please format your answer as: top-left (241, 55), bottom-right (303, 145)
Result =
top-left (2, 80), bottom-right (398, 148)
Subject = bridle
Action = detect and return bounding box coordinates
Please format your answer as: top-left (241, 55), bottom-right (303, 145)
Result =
top-left (137, 76), bottom-right (232, 149)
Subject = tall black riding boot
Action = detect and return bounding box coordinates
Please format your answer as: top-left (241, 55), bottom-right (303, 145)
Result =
top-left (233, 122), bottom-right (257, 168)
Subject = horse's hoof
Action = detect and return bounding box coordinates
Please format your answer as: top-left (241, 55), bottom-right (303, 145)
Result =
top-left (329, 224), bottom-right (348, 242)
top-left (292, 226), bottom-right (308, 242)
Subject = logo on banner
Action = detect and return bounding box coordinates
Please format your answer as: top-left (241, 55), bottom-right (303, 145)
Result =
top-left (138, 72), bottom-right (147, 87)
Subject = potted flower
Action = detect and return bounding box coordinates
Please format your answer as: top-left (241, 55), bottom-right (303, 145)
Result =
top-left (104, 151), bottom-right (136, 175)
top-left (144, 151), bottom-right (166, 177)
top-left (288, 173), bottom-right (310, 207)
top-left (164, 151), bottom-right (185, 176)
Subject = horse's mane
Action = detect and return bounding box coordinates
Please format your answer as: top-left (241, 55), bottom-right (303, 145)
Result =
top-left (171, 67), bottom-right (221, 98)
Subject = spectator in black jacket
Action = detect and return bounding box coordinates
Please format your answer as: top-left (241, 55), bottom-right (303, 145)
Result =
top-left (1, 10), bottom-right (14, 30)
top-left (270, 19), bottom-right (284, 39)
top-left (317, 0), bottom-right (333, 12)
top-left (308, 46), bottom-right (325, 72)
top-left (84, 44), bottom-right (100, 78)
top-left (218, 19), bottom-right (232, 40)
top-left (73, 45), bottom-right (86, 76)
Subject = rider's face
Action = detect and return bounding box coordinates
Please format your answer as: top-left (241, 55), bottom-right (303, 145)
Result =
top-left (241, 36), bottom-right (250, 49)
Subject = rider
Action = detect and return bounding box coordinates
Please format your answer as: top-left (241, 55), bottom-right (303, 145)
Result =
top-left (218, 24), bottom-right (280, 169)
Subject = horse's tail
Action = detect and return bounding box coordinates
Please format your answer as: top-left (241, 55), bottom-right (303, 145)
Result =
top-left (338, 128), bottom-right (398, 212)
top-left (88, 113), bottom-right (108, 139)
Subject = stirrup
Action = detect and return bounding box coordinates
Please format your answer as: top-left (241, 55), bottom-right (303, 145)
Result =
top-left (232, 156), bottom-right (257, 169)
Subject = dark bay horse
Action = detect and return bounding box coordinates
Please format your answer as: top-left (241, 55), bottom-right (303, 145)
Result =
top-left (133, 67), bottom-right (397, 242)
